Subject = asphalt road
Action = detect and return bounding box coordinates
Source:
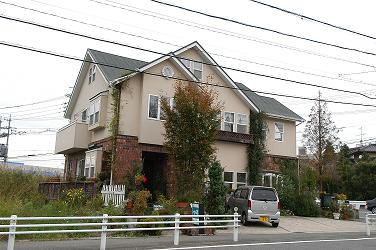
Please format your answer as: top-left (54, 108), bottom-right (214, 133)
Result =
top-left (1, 232), bottom-right (375, 250)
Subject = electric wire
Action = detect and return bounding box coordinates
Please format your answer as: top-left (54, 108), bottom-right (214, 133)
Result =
top-left (2, 40), bottom-right (376, 109)
top-left (150, 0), bottom-right (376, 57)
top-left (3, 0), bottom-right (376, 88)
top-left (0, 96), bottom-right (66, 110)
top-left (248, 0), bottom-right (376, 41)
top-left (1, 14), bottom-right (375, 100)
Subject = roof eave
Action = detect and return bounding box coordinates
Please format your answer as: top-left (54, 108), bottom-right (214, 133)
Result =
top-left (265, 112), bottom-right (305, 123)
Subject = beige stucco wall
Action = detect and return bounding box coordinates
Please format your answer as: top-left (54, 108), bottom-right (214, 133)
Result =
top-left (215, 141), bottom-right (248, 173)
top-left (137, 48), bottom-right (251, 145)
top-left (264, 117), bottom-right (296, 157)
top-left (69, 62), bottom-right (111, 143)
top-left (118, 74), bottom-right (142, 137)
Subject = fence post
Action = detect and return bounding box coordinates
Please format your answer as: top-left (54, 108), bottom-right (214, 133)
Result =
top-left (366, 214), bottom-right (371, 236)
top-left (7, 215), bottom-right (17, 250)
top-left (233, 207), bottom-right (239, 242)
top-left (174, 213), bottom-right (180, 246)
top-left (100, 214), bottom-right (108, 250)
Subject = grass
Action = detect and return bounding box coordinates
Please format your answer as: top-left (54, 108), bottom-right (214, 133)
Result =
top-left (0, 168), bottom-right (124, 240)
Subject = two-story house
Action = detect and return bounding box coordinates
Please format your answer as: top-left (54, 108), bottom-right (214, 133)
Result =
top-left (55, 42), bottom-right (303, 197)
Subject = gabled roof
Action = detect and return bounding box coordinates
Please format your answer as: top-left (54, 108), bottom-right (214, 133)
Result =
top-left (88, 49), bottom-right (147, 82)
top-left (350, 144), bottom-right (376, 154)
top-left (235, 82), bottom-right (304, 122)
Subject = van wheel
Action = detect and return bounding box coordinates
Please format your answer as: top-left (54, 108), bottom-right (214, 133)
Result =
top-left (241, 213), bottom-right (249, 226)
top-left (272, 222), bottom-right (279, 228)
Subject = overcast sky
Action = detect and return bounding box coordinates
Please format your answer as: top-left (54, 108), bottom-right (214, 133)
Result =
top-left (0, 0), bottom-right (375, 168)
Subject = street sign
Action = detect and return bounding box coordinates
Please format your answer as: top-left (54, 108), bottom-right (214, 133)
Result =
top-left (191, 202), bottom-right (199, 225)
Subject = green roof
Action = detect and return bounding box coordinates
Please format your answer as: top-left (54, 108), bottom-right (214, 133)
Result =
top-left (235, 82), bottom-right (304, 121)
top-left (88, 49), bottom-right (147, 82)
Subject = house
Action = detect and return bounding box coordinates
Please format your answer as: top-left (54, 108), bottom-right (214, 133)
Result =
top-left (350, 144), bottom-right (376, 161)
top-left (55, 41), bottom-right (303, 197)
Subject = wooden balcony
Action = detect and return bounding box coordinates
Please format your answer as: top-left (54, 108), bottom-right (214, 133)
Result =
top-left (216, 130), bottom-right (253, 144)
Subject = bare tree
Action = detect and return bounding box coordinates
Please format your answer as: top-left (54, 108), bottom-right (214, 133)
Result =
top-left (303, 92), bottom-right (338, 192)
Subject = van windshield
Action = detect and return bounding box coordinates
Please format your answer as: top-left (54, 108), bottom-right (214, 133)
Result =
top-left (251, 188), bottom-right (277, 201)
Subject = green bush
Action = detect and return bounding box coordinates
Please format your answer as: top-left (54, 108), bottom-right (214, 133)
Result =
top-left (204, 160), bottom-right (227, 215)
top-left (137, 217), bottom-right (163, 236)
top-left (294, 192), bottom-right (320, 217)
top-left (61, 188), bottom-right (87, 208)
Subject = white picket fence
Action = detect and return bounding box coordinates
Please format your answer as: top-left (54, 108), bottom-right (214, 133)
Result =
top-left (101, 185), bottom-right (125, 207)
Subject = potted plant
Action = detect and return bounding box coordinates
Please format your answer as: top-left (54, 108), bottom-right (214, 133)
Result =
top-left (330, 200), bottom-right (340, 220)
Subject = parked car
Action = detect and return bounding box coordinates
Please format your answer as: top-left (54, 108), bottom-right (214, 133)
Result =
top-left (226, 186), bottom-right (280, 227)
top-left (366, 198), bottom-right (376, 214)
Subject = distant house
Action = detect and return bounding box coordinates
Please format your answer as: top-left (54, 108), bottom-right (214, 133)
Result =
top-left (0, 162), bottom-right (64, 176)
top-left (350, 144), bottom-right (376, 161)
top-left (55, 41), bottom-right (303, 197)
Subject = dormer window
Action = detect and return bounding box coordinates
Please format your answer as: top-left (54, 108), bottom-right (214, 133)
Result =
top-left (181, 58), bottom-right (203, 80)
top-left (89, 65), bottom-right (96, 84)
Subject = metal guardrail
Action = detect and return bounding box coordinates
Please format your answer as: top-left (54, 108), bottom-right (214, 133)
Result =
top-left (366, 213), bottom-right (376, 236)
top-left (0, 212), bottom-right (240, 250)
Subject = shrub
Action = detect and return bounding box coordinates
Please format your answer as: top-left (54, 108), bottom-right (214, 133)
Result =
top-left (156, 195), bottom-right (178, 215)
top-left (204, 160), bottom-right (227, 215)
top-left (340, 204), bottom-right (353, 220)
top-left (137, 216), bottom-right (163, 236)
top-left (126, 190), bottom-right (151, 215)
top-left (61, 188), bottom-right (87, 208)
top-left (294, 192), bottom-right (320, 217)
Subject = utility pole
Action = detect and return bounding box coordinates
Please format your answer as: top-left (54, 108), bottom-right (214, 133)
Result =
top-left (318, 91), bottom-right (323, 193)
top-left (3, 115), bottom-right (11, 166)
top-left (359, 126), bottom-right (364, 146)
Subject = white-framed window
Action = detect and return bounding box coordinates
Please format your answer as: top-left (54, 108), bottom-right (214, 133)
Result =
top-left (224, 112), bottom-right (235, 132)
top-left (224, 171), bottom-right (234, 190)
top-left (89, 65), bottom-right (96, 84)
top-left (148, 94), bottom-right (173, 120)
top-left (262, 121), bottom-right (268, 138)
top-left (84, 151), bottom-right (96, 178)
top-left (180, 58), bottom-right (203, 80)
top-left (81, 109), bottom-right (87, 123)
top-left (274, 122), bottom-right (284, 142)
top-left (88, 98), bottom-right (100, 125)
top-left (236, 114), bottom-right (247, 134)
top-left (236, 172), bottom-right (247, 188)
top-left (76, 159), bottom-right (85, 177)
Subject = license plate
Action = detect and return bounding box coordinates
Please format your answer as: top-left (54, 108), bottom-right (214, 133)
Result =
top-left (259, 216), bottom-right (268, 222)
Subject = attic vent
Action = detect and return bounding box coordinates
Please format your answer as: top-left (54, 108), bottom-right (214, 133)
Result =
top-left (162, 66), bottom-right (174, 78)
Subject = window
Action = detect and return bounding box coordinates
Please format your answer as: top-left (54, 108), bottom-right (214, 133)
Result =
top-left (237, 172), bottom-right (247, 188)
top-left (148, 95), bottom-right (173, 120)
top-left (234, 189), bottom-right (241, 198)
top-left (224, 112), bottom-right (235, 132)
top-left (81, 109), bottom-right (87, 123)
top-left (251, 187), bottom-right (277, 201)
top-left (193, 61), bottom-right (203, 80)
top-left (224, 171), bottom-right (234, 190)
top-left (85, 151), bottom-right (96, 178)
top-left (240, 189), bottom-right (248, 199)
top-left (274, 122), bottom-right (284, 142)
top-left (76, 159), bottom-right (85, 177)
top-left (236, 114), bottom-right (247, 134)
top-left (180, 58), bottom-right (203, 80)
top-left (88, 98), bottom-right (100, 125)
top-left (89, 65), bottom-right (96, 84)
top-left (262, 121), bottom-right (268, 138)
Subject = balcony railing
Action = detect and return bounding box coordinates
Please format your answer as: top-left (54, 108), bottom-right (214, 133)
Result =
top-left (55, 122), bottom-right (90, 154)
top-left (216, 130), bottom-right (253, 144)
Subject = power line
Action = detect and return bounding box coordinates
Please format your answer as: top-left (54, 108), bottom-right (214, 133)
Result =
top-left (2, 40), bottom-right (376, 109)
top-left (150, 0), bottom-right (376, 57)
top-left (0, 96), bottom-right (66, 110)
top-left (90, 0), bottom-right (376, 69)
top-left (248, 0), bottom-right (376, 41)
top-left (13, 108), bottom-right (65, 119)
top-left (10, 106), bottom-right (65, 117)
top-left (0, 102), bottom-right (66, 115)
top-left (1, 15), bottom-right (375, 99)
top-left (5, 0), bottom-right (376, 88)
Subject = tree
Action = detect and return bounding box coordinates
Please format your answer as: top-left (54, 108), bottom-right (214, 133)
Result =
top-left (337, 144), bottom-right (353, 194)
top-left (303, 92), bottom-right (338, 192)
top-left (161, 81), bottom-right (222, 201)
top-left (322, 142), bottom-right (340, 193)
top-left (204, 160), bottom-right (227, 215)
top-left (348, 158), bottom-right (376, 200)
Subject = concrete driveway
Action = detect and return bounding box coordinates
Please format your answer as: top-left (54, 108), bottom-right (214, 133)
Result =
top-left (228, 216), bottom-right (368, 235)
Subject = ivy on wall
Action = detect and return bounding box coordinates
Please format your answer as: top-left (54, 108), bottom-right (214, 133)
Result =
top-left (108, 81), bottom-right (124, 184)
top-left (247, 111), bottom-right (266, 185)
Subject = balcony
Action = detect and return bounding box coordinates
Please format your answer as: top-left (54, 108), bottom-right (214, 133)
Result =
top-left (55, 122), bottom-right (90, 154)
top-left (216, 130), bottom-right (253, 144)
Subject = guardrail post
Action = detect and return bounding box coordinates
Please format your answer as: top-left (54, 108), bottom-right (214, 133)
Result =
top-left (100, 214), bottom-right (108, 250)
top-left (233, 208), bottom-right (239, 242)
top-left (366, 214), bottom-right (371, 236)
top-left (7, 215), bottom-right (17, 250)
top-left (174, 213), bottom-right (180, 245)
